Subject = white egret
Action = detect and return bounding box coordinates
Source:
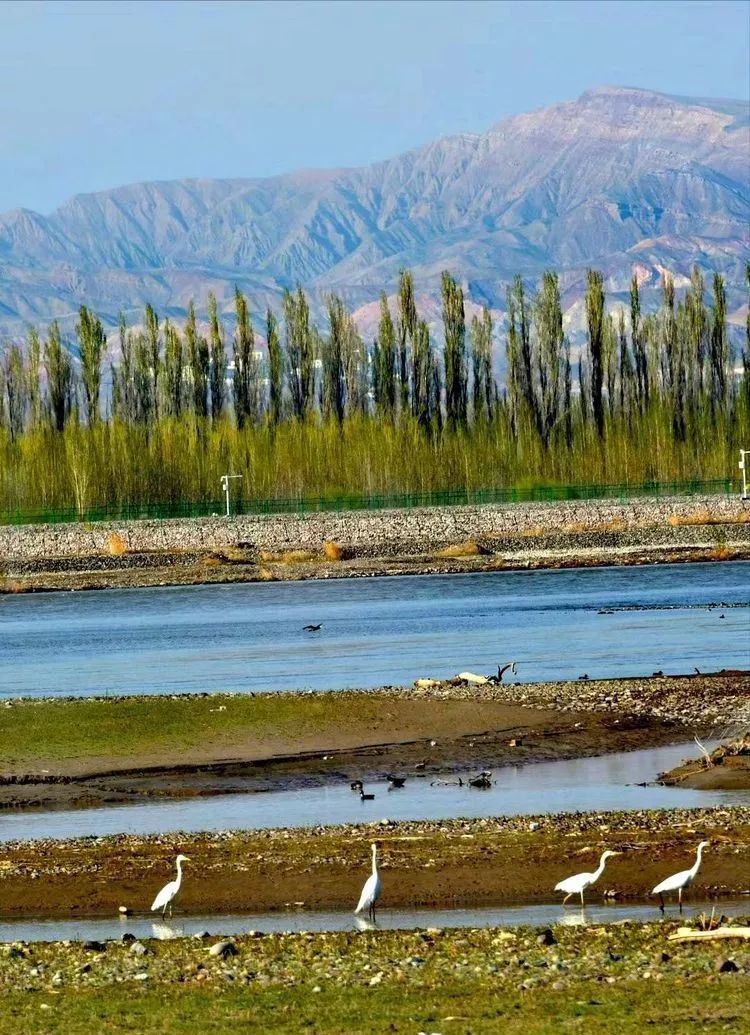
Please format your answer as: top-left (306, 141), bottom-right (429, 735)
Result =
top-left (652, 841), bottom-right (709, 913)
top-left (150, 854), bottom-right (190, 918)
top-left (354, 843), bottom-right (382, 920)
top-left (554, 849), bottom-right (620, 906)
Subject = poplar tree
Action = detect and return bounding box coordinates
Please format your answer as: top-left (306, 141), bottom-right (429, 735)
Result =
top-left (144, 303), bottom-right (161, 420)
top-left (341, 304), bottom-right (366, 416)
top-left (232, 289), bottom-right (252, 427)
top-left (185, 300), bottom-right (209, 418)
top-left (44, 321), bottom-right (73, 432)
top-left (585, 270), bottom-right (605, 437)
top-left (441, 271), bottom-right (467, 429)
top-left (322, 295), bottom-right (346, 423)
top-left (163, 318), bottom-right (184, 418)
top-left (77, 305), bottom-right (106, 426)
top-left (397, 270), bottom-right (417, 414)
top-left (284, 287), bottom-right (314, 420)
top-left (117, 312), bottom-right (137, 424)
top-left (374, 292), bottom-right (396, 418)
top-left (412, 320), bottom-right (433, 431)
top-left (2, 345), bottom-right (26, 440)
top-left (471, 306), bottom-right (494, 422)
top-left (709, 272), bottom-right (729, 419)
top-left (207, 293), bottom-right (227, 421)
top-left (617, 310), bottom-right (634, 416)
top-left (26, 328), bottom-right (42, 429)
top-left (534, 272), bottom-right (566, 445)
top-left (506, 276), bottom-right (534, 430)
top-left (630, 275), bottom-right (648, 410)
top-left (267, 308), bottom-right (283, 426)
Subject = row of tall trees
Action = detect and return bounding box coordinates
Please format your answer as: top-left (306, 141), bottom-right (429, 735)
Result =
top-left (0, 265), bottom-right (748, 514)
top-left (1, 266), bottom-right (745, 440)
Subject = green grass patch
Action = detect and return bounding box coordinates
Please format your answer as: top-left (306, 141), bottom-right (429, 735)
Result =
top-left (0, 691), bottom-right (377, 772)
top-left (2, 974), bottom-right (748, 1034)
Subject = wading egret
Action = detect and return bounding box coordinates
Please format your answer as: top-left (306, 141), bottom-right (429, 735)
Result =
top-left (554, 850), bottom-right (620, 906)
top-left (354, 843), bottom-right (382, 920)
top-left (151, 854), bottom-right (190, 918)
top-left (652, 841), bottom-right (709, 913)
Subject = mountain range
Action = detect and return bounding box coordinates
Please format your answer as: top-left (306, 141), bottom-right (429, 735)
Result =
top-left (0, 85), bottom-right (748, 344)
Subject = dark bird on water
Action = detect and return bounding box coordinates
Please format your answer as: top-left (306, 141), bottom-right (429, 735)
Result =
top-left (360, 789), bottom-right (375, 801)
top-left (350, 780), bottom-right (364, 792)
top-left (469, 771), bottom-right (492, 789)
top-left (303, 623), bottom-right (322, 632)
top-left (578, 674), bottom-right (589, 681)
top-left (652, 670), bottom-right (664, 677)
top-left (387, 774), bottom-right (406, 788)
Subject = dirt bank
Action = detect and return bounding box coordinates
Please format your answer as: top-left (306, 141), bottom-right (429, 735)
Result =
top-left (1, 673), bottom-right (747, 811)
top-left (0, 806), bottom-right (747, 919)
top-left (3, 540), bottom-right (749, 594)
top-left (661, 735), bottom-right (750, 791)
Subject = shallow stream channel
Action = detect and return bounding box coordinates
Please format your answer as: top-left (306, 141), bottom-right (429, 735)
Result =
top-left (1, 898), bottom-right (747, 946)
top-left (2, 741), bottom-right (748, 844)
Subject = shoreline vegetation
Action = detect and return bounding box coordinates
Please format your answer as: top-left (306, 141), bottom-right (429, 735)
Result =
top-left (1, 266), bottom-right (748, 520)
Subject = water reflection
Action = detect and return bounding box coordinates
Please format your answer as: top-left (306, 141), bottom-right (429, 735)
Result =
top-left (1, 898), bottom-right (746, 945)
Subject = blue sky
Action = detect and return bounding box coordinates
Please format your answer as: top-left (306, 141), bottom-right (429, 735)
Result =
top-left (1, 0), bottom-right (748, 213)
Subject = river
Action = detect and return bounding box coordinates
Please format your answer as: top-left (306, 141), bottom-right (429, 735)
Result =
top-left (1, 561), bottom-right (748, 698)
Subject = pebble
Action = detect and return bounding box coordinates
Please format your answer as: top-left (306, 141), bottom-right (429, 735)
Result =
top-left (715, 958), bottom-right (739, 973)
top-left (208, 940), bottom-right (238, 958)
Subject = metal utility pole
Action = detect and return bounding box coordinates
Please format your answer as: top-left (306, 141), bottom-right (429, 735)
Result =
top-left (220, 474), bottom-right (242, 518)
top-left (740, 450), bottom-right (750, 500)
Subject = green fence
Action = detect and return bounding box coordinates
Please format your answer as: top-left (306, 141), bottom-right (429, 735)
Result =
top-left (0, 478), bottom-right (737, 527)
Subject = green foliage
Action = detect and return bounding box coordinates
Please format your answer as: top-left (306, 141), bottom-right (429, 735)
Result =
top-left (0, 265), bottom-right (747, 518)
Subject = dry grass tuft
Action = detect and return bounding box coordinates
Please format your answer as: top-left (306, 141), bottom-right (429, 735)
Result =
top-left (256, 566), bottom-right (277, 581)
top-left (323, 541), bottom-right (345, 561)
top-left (258, 548), bottom-right (317, 564)
top-left (107, 532), bottom-right (128, 556)
top-left (200, 554), bottom-right (223, 568)
top-left (668, 510), bottom-right (750, 527)
top-left (707, 545), bottom-right (733, 560)
top-left (2, 579), bottom-right (25, 594)
top-left (562, 517), bottom-right (627, 535)
top-left (435, 541), bottom-right (486, 558)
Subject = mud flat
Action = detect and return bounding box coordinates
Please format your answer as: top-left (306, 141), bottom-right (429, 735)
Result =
top-left (1, 674), bottom-right (747, 810)
top-left (0, 806), bottom-right (747, 920)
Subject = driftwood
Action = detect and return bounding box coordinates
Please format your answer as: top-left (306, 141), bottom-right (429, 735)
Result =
top-left (668, 926), bottom-right (750, 943)
top-left (693, 735), bottom-right (714, 769)
top-left (457, 671), bottom-right (489, 686)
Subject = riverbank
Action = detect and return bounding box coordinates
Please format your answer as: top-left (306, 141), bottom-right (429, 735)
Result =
top-left (0, 806), bottom-right (748, 919)
top-left (2, 494), bottom-right (748, 594)
top-left (1, 674), bottom-right (748, 810)
top-left (2, 914), bottom-right (748, 1035)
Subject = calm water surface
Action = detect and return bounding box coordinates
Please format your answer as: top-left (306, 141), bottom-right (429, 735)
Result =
top-left (2, 899), bottom-right (746, 945)
top-left (2, 741), bottom-right (747, 844)
top-left (1, 562), bottom-right (748, 698)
